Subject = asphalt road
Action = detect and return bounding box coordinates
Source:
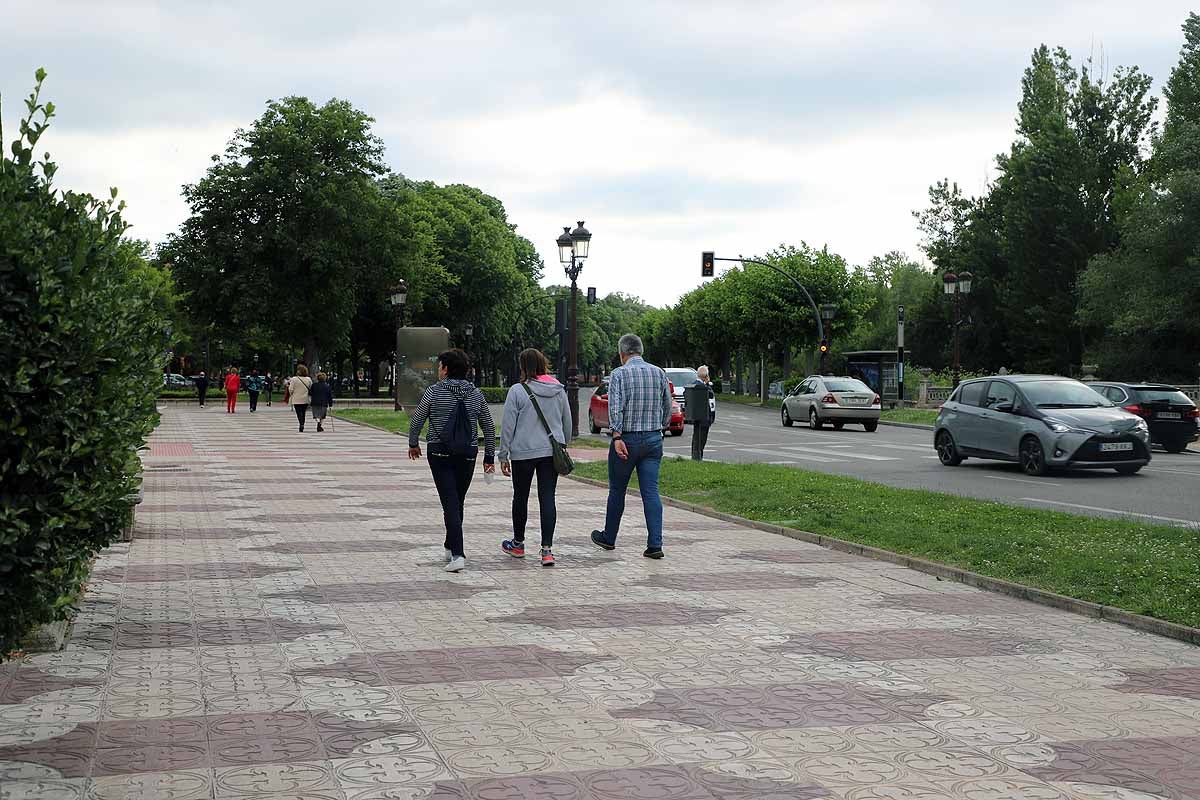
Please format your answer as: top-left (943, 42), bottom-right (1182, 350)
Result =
top-left (574, 395), bottom-right (1200, 527)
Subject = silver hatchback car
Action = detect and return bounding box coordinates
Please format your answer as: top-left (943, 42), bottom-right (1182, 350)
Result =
top-left (782, 376), bottom-right (882, 432)
top-left (935, 375), bottom-right (1151, 475)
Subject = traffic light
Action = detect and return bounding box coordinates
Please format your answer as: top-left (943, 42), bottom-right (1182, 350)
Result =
top-left (818, 339), bottom-right (829, 354)
top-left (555, 299), bottom-right (566, 334)
top-left (586, 286), bottom-right (597, 305)
top-left (701, 251), bottom-right (714, 277)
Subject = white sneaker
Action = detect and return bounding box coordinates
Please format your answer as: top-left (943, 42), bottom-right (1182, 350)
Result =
top-left (444, 548), bottom-right (453, 563)
top-left (444, 556), bottom-right (466, 573)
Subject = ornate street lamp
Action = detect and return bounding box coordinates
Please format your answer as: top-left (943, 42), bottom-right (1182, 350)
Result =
top-left (557, 221), bottom-right (591, 437)
top-left (942, 271), bottom-right (973, 386)
top-left (390, 279), bottom-right (408, 410)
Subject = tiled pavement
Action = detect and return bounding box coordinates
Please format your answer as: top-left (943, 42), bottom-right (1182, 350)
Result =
top-left (3, 407), bottom-right (1200, 800)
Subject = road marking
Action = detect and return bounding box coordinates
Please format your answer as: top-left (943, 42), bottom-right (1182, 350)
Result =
top-left (1146, 467), bottom-right (1200, 477)
top-left (781, 445), bottom-right (898, 462)
top-left (1019, 498), bottom-right (1199, 526)
top-left (737, 447), bottom-right (843, 463)
top-left (993, 476), bottom-right (1062, 488)
top-left (861, 443), bottom-right (939, 454)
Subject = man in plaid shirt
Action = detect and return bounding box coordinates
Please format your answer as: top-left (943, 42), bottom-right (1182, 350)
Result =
top-left (591, 333), bottom-right (673, 559)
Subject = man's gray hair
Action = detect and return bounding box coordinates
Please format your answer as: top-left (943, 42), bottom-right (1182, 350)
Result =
top-left (697, 365), bottom-right (710, 381)
top-left (618, 333), bottom-right (644, 356)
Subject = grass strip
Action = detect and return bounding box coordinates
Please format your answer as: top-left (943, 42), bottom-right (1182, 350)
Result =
top-left (880, 407), bottom-right (939, 426)
top-left (334, 408), bottom-right (605, 450)
top-left (573, 459), bottom-right (1200, 628)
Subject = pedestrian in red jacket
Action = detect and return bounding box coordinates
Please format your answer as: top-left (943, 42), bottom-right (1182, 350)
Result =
top-left (225, 370), bottom-right (241, 413)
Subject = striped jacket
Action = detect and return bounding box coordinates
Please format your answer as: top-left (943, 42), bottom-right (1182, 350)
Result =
top-left (408, 379), bottom-right (496, 464)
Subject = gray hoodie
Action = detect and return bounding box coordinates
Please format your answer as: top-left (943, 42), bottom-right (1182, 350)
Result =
top-left (499, 378), bottom-right (572, 462)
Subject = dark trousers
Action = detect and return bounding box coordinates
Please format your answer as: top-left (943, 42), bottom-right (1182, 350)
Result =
top-left (248, 391), bottom-right (260, 411)
top-left (293, 404), bottom-right (308, 431)
top-left (511, 456), bottom-right (558, 548)
top-left (429, 447), bottom-right (477, 557)
top-left (265, 389), bottom-right (272, 406)
top-left (691, 422), bottom-right (710, 460)
top-left (198, 390), bottom-right (207, 407)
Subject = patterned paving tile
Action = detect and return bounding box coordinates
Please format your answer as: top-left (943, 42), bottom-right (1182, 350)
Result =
top-left (3, 405), bottom-right (1198, 799)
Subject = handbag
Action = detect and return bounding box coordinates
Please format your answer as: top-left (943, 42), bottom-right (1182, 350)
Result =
top-left (522, 383), bottom-right (574, 476)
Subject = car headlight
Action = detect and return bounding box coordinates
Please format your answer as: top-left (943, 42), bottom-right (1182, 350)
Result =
top-left (1133, 418), bottom-right (1149, 432)
top-left (1044, 419), bottom-right (1095, 435)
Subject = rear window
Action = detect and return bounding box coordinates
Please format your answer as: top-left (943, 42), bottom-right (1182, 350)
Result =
top-left (666, 369), bottom-right (698, 386)
top-left (1133, 388), bottom-right (1192, 405)
top-left (956, 382), bottom-right (985, 406)
top-left (824, 379), bottom-right (871, 393)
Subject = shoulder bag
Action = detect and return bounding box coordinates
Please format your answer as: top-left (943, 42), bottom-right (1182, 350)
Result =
top-left (521, 384), bottom-right (574, 476)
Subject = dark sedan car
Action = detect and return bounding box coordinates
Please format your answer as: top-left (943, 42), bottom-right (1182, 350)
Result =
top-left (1087, 382), bottom-right (1199, 453)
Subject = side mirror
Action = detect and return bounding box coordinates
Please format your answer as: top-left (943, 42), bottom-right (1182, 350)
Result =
top-left (995, 402), bottom-right (1015, 413)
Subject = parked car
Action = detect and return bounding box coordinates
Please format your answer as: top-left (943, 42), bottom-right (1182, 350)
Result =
top-left (781, 376), bottom-right (881, 431)
top-left (161, 373), bottom-right (192, 388)
top-left (665, 368), bottom-right (699, 412)
top-left (935, 375), bottom-right (1151, 476)
top-left (589, 378), bottom-right (685, 436)
top-left (1086, 382), bottom-right (1198, 453)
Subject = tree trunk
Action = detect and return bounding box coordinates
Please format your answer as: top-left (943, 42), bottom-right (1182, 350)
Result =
top-left (302, 339), bottom-right (320, 373)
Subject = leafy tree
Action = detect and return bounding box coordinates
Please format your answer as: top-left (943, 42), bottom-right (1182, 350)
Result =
top-left (167, 96), bottom-right (423, 368)
top-left (1079, 13), bottom-right (1200, 380)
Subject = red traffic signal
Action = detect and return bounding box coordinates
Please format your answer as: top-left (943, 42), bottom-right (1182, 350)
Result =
top-left (701, 251), bottom-right (714, 277)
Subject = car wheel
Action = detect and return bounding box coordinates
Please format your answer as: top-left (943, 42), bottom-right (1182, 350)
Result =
top-left (1163, 441), bottom-right (1187, 454)
top-left (935, 430), bottom-right (963, 466)
top-left (864, 421), bottom-right (878, 433)
top-left (670, 428), bottom-right (683, 437)
top-left (1019, 436), bottom-right (1049, 476)
top-left (809, 408), bottom-right (823, 430)
top-left (1114, 464), bottom-right (1143, 475)
top-left (833, 421), bottom-right (844, 430)
top-left (588, 412), bottom-right (600, 434)
top-left (782, 406), bottom-right (794, 427)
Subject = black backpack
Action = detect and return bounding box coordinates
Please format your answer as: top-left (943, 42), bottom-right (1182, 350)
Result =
top-left (433, 385), bottom-right (477, 456)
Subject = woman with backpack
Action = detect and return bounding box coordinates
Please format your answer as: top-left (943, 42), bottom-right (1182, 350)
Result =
top-left (286, 365), bottom-right (314, 432)
top-left (499, 349), bottom-right (571, 567)
top-left (408, 349), bottom-right (496, 573)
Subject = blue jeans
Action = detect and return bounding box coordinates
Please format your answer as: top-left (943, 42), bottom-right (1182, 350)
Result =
top-left (601, 431), bottom-right (664, 549)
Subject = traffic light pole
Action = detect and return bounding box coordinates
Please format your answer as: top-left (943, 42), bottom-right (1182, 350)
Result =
top-left (708, 255), bottom-right (825, 357)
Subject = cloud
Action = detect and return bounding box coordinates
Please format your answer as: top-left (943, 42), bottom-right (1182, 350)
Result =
top-left (2, 0), bottom-right (1194, 307)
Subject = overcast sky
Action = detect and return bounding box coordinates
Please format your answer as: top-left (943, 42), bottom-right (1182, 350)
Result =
top-left (3, 1), bottom-right (1193, 306)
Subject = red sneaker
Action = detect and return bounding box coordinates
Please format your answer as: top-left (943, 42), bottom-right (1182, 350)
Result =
top-left (501, 540), bottom-right (525, 558)
top-left (540, 549), bottom-right (555, 567)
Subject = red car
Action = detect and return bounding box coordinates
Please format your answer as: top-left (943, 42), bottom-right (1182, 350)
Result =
top-left (589, 379), bottom-right (685, 436)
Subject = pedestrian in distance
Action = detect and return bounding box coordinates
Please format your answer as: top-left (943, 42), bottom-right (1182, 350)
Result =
top-left (690, 365), bottom-right (717, 461)
top-left (245, 369), bottom-right (264, 412)
top-left (310, 372), bottom-right (334, 432)
top-left (408, 349), bottom-right (496, 574)
top-left (224, 368), bottom-right (241, 413)
top-left (499, 348), bottom-right (571, 567)
top-left (264, 372), bottom-right (274, 406)
top-left (194, 372), bottom-right (210, 408)
top-left (590, 333), bottom-right (672, 559)
top-left (287, 365), bottom-right (314, 432)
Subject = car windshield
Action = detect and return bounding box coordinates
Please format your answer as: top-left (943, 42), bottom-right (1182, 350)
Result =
top-left (824, 379), bottom-right (871, 393)
top-left (1022, 380), bottom-right (1113, 408)
top-left (1133, 388), bottom-right (1192, 405)
top-left (666, 369), bottom-right (698, 387)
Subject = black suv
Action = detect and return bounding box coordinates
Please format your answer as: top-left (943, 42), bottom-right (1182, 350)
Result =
top-left (1087, 382), bottom-right (1199, 453)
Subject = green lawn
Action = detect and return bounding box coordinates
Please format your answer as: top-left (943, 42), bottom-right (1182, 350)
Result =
top-left (334, 408), bottom-right (606, 450)
top-left (332, 408), bottom-right (411, 434)
top-left (880, 407), bottom-right (939, 426)
top-left (573, 459), bottom-right (1200, 628)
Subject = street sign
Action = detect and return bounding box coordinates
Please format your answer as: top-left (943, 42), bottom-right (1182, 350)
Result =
top-left (701, 251), bottom-right (714, 277)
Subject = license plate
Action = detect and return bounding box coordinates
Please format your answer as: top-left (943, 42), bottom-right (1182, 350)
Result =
top-left (1099, 442), bottom-right (1134, 452)
top-left (1157, 412), bottom-right (1181, 419)
top-left (843, 397), bottom-right (866, 406)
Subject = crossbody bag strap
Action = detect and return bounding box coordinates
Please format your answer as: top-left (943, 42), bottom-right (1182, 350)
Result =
top-left (521, 383), bottom-right (556, 440)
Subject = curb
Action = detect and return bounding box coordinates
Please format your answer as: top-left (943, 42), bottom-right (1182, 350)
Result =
top-left (565, 475), bottom-right (1200, 647)
top-left (878, 420), bottom-right (935, 431)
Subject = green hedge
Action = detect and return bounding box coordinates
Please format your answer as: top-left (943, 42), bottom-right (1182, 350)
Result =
top-left (0, 72), bottom-right (174, 657)
top-left (480, 386), bottom-right (507, 403)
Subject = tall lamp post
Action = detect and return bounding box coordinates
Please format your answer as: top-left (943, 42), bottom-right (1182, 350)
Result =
top-left (390, 280), bottom-right (408, 411)
top-left (556, 221), bottom-right (591, 437)
top-left (942, 271), bottom-right (972, 387)
top-left (819, 303), bottom-right (837, 375)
